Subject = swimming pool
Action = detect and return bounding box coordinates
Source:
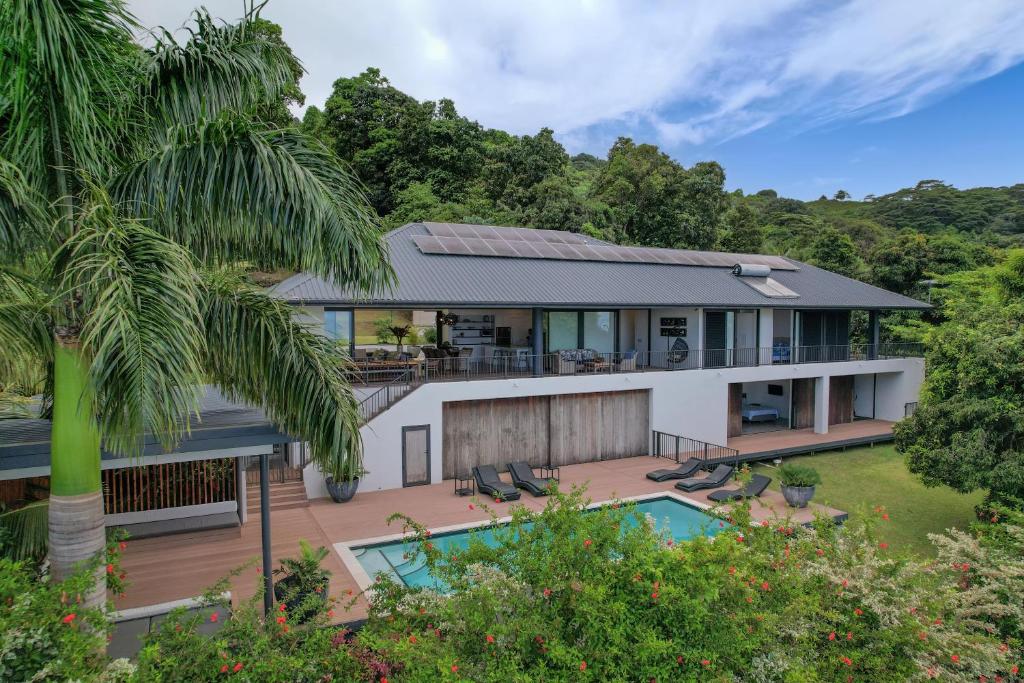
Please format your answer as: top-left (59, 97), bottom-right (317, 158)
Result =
top-left (348, 495), bottom-right (722, 590)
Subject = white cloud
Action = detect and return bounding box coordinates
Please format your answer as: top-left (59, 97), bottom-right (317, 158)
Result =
top-left (130, 0), bottom-right (1024, 151)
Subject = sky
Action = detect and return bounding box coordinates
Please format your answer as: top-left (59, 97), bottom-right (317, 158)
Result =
top-left (131, 0), bottom-right (1024, 200)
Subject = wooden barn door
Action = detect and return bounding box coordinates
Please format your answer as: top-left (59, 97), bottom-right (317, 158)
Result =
top-left (828, 375), bottom-right (854, 425)
top-left (441, 391), bottom-right (650, 477)
top-left (727, 383), bottom-right (743, 437)
top-left (442, 396), bottom-right (549, 479)
top-left (791, 378), bottom-right (816, 429)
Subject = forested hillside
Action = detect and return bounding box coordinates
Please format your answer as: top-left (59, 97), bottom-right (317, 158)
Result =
top-left (291, 68), bottom-right (1024, 301)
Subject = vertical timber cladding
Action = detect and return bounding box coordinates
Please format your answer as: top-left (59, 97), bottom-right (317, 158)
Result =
top-left (727, 383), bottom-right (743, 438)
top-left (828, 375), bottom-right (855, 425)
top-left (441, 390), bottom-right (650, 478)
top-left (791, 378), bottom-right (816, 429)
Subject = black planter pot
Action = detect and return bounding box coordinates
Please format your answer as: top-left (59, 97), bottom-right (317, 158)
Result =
top-left (272, 574), bottom-right (329, 624)
top-left (326, 476), bottom-right (359, 503)
top-left (781, 484), bottom-right (816, 508)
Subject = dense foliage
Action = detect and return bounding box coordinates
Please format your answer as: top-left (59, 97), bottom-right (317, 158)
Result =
top-left (895, 251), bottom-right (1024, 506)
top-left (122, 489), bottom-right (1023, 682)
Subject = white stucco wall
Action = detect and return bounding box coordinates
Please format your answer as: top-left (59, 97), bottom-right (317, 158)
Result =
top-left (303, 357), bottom-right (925, 497)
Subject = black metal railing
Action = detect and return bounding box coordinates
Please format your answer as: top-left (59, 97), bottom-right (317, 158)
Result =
top-left (345, 342), bottom-right (924, 403)
top-left (652, 430), bottom-right (739, 465)
top-left (358, 366), bottom-right (420, 422)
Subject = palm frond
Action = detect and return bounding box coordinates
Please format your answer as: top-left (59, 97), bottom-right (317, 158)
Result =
top-left (200, 269), bottom-right (363, 481)
top-left (133, 5), bottom-right (297, 137)
top-left (0, 0), bottom-right (137, 188)
top-left (51, 189), bottom-right (205, 455)
top-left (0, 264), bottom-right (53, 369)
top-left (0, 500), bottom-right (49, 562)
top-left (0, 155), bottom-right (51, 258)
top-left (110, 116), bottom-right (393, 292)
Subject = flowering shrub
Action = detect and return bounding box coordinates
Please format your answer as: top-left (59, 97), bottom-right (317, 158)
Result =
top-left (0, 558), bottom-right (111, 681)
top-left (356, 487), bottom-right (1020, 681)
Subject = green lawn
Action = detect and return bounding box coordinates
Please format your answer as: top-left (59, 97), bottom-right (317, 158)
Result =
top-left (752, 444), bottom-right (984, 558)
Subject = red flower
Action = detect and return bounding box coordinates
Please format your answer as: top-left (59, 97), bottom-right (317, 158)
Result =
top-left (816, 548), bottom-right (825, 556)
top-left (119, 541), bottom-right (127, 551)
top-left (879, 542), bottom-right (889, 549)
top-left (119, 572), bottom-right (126, 580)
top-left (210, 612), bottom-right (219, 622)
top-left (220, 664), bottom-right (228, 673)
top-left (745, 596), bottom-right (753, 603)
top-left (701, 659), bottom-right (710, 667)
top-left (677, 656), bottom-right (684, 665)
top-left (882, 513), bottom-right (890, 521)
top-left (276, 616), bottom-right (286, 624)
top-left (583, 538), bottom-right (592, 548)
top-left (728, 566), bottom-right (736, 575)
top-left (854, 608), bottom-right (863, 616)
top-left (233, 663), bottom-right (243, 672)
top-left (736, 535), bottom-right (745, 543)
top-left (543, 587), bottom-right (551, 598)
top-left (919, 632), bottom-right (927, 640)
top-left (486, 634), bottom-right (495, 644)
top-left (1011, 665), bottom-right (1018, 675)
top-left (381, 678), bottom-right (388, 683)
top-left (841, 579), bottom-right (848, 588)
top-left (651, 591), bottom-right (659, 600)
top-left (425, 542), bottom-right (433, 551)
top-left (451, 664), bottom-right (458, 672)
top-left (841, 656), bottom-right (853, 666)
top-left (760, 581), bottom-right (769, 591)
top-left (760, 520), bottom-right (769, 527)
top-left (106, 563), bottom-right (114, 575)
top-left (62, 613), bottom-right (76, 625)
top-left (327, 610), bottom-right (334, 618)
top-left (580, 661), bottom-right (587, 671)
top-left (278, 604), bottom-right (286, 612)
top-left (468, 503), bottom-right (474, 510)
top-left (999, 643), bottom-right (1009, 652)
top-left (846, 632), bottom-right (852, 641)
top-left (409, 635), bottom-right (417, 644)
top-left (950, 654), bottom-right (960, 664)
top-left (828, 632), bottom-right (836, 641)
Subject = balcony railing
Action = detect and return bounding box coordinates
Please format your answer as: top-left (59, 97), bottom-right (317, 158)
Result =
top-left (652, 430), bottom-right (739, 465)
top-left (346, 342), bottom-right (923, 387)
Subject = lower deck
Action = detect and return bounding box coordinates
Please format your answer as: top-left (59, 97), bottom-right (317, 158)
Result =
top-left (728, 419), bottom-right (894, 460)
top-left (114, 442), bottom-right (856, 624)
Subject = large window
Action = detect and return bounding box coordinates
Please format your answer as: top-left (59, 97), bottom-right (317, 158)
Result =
top-left (547, 312), bottom-right (579, 352)
top-left (545, 311), bottom-right (618, 353)
top-left (324, 309), bottom-right (353, 351)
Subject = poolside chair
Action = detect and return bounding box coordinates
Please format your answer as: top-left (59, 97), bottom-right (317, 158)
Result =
top-left (645, 458), bottom-right (703, 482)
top-left (674, 464), bottom-right (734, 492)
top-left (472, 465), bottom-right (521, 501)
top-left (507, 461), bottom-right (557, 496)
top-left (707, 474), bottom-right (772, 503)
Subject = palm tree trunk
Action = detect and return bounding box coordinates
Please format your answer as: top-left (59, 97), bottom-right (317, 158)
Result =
top-left (48, 336), bottom-right (106, 609)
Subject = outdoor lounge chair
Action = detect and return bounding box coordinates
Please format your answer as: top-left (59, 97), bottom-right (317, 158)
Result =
top-left (707, 474), bottom-right (772, 503)
top-left (472, 465), bottom-right (521, 501)
top-left (674, 464), bottom-right (735, 492)
top-left (645, 458), bottom-right (704, 482)
top-left (507, 461), bottom-right (557, 496)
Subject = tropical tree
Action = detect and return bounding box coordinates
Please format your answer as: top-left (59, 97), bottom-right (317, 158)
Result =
top-left (0, 1), bottom-right (390, 606)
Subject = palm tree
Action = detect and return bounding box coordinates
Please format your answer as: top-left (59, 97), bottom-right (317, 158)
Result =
top-left (0, 1), bottom-right (390, 607)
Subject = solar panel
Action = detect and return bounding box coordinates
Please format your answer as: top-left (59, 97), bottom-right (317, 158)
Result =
top-left (738, 276), bottom-right (799, 298)
top-left (415, 223), bottom-right (798, 270)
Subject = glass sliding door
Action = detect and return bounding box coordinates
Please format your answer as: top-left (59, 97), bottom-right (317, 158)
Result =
top-left (324, 309), bottom-right (354, 354)
top-left (546, 312), bottom-right (579, 352)
top-left (583, 311), bottom-right (616, 354)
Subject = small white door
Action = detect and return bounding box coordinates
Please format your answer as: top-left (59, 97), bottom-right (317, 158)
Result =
top-left (402, 426), bottom-right (430, 487)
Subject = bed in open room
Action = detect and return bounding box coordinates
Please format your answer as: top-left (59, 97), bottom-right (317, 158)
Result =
top-left (728, 380), bottom-right (793, 436)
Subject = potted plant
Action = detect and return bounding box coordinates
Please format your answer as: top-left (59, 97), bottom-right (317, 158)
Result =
top-left (325, 465), bottom-right (365, 503)
top-left (389, 324), bottom-right (411, 353)
top-left (779, 463), bottom-right (821, 508)
top-left (317, 432), bottom-right (366, 503)
top-left (273, 539), bottom-right (331, 622)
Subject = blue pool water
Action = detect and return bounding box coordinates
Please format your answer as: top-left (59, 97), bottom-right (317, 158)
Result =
top-left (352, 497), bottom-right (722, 589)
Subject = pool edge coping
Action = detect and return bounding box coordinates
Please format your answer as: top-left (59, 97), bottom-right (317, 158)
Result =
top-left (333, 490), bottom-right (714, 594)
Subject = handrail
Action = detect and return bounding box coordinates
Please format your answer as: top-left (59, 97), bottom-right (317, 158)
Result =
top-left (652, 430), bottom-right (739, 465)
top-left (357, 366), bottom-right (420, 422)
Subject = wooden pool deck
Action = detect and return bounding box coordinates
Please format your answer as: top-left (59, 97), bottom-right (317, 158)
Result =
top-left (114, 447), bottom-right (852, 624)
top-left (729, 419), bottom-right (894, 460)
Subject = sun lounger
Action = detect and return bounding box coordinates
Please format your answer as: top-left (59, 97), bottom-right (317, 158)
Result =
top-left (674, 464), bottom-right (734, 492)
top-left (707, 474), bottom-right (772, 503)
top-left (507, 461), bottom-right (557, 496)
top-left (645, 458), bottom-right (703, 482)
top-left (472, 465), bottom-right (521, 501)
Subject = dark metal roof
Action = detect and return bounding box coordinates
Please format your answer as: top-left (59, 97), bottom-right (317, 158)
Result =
top-left (0, 387), bottom-right (294, 473)
top-left (271, 223), bottom-right (929, 310)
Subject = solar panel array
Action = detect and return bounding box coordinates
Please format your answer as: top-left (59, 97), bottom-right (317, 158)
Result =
top-left (414, 222), bottom-right (798, 270)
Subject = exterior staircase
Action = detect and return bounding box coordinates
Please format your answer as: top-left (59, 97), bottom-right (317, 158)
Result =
top-left (246, 479), bottom-right (309, 514)
top-left (358, 368), bottom-right (422, 423)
